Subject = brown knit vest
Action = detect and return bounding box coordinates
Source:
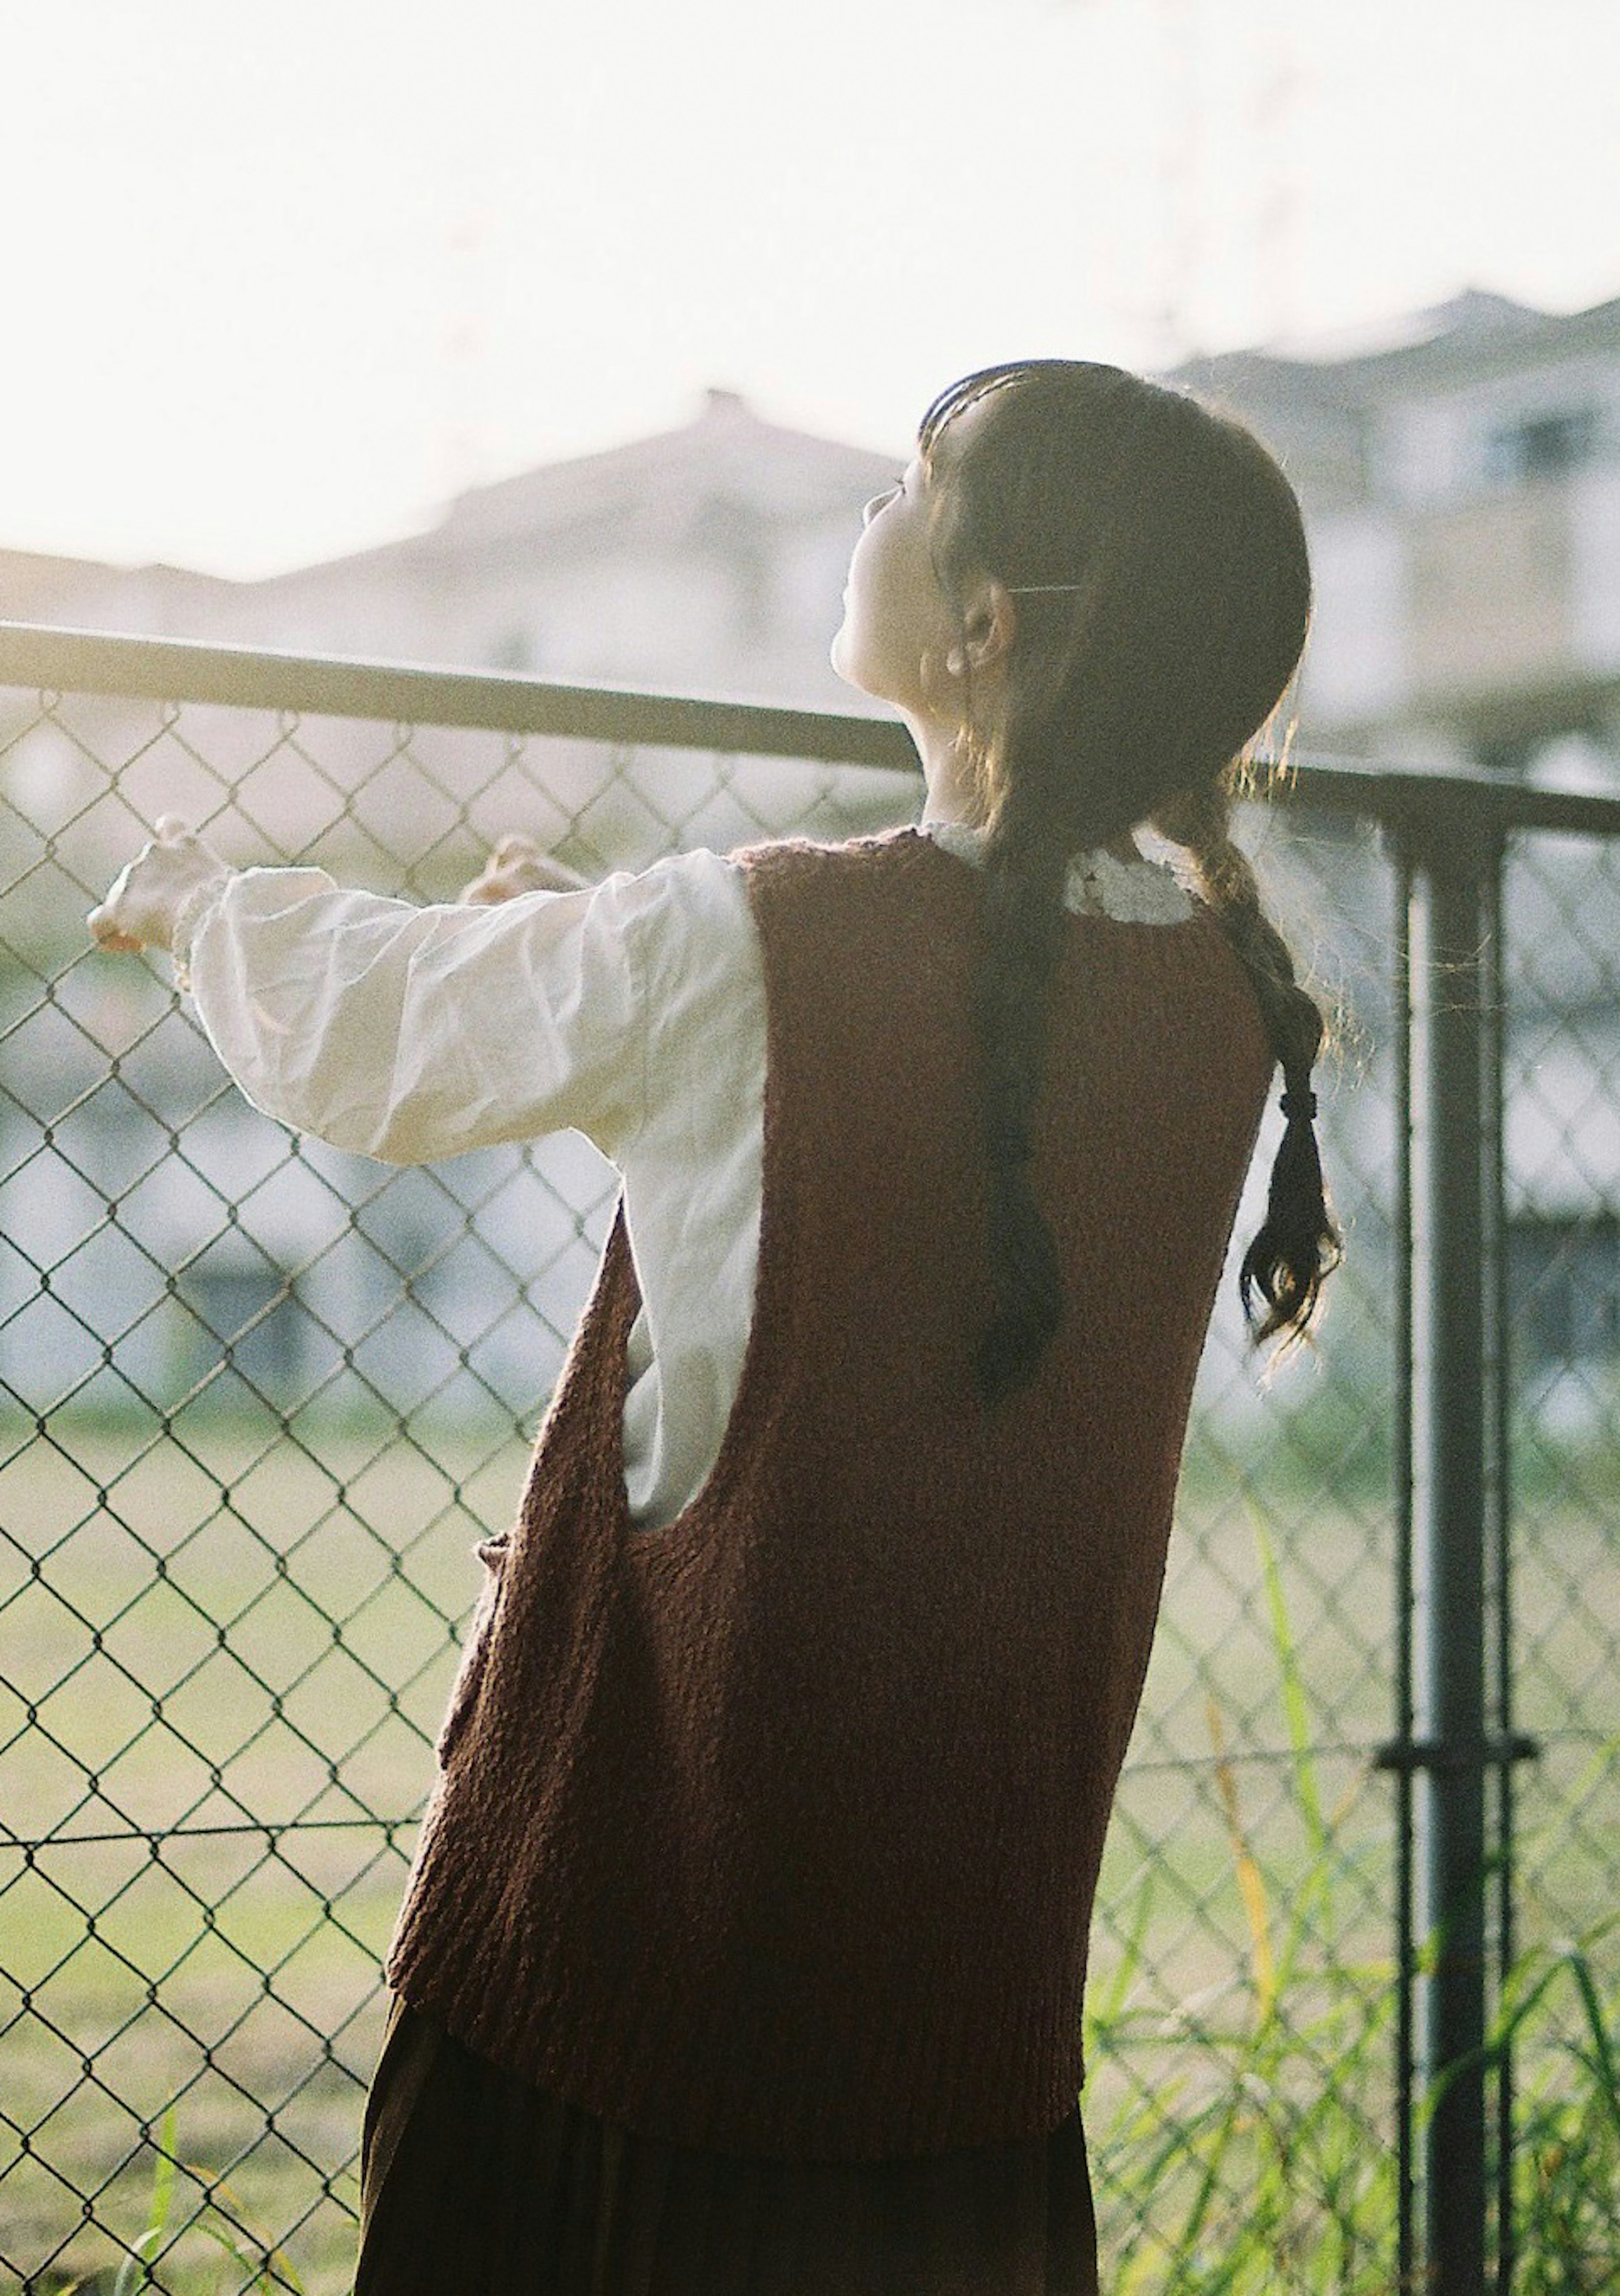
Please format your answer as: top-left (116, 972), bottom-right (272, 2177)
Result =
top-left (384, 829), bottom-right (1272, 2160)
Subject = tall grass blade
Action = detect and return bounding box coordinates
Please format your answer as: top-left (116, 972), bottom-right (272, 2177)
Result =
top-left (112, 2103), bottom-right (178, 2296)
top-left (1206, 1694), bottom-right (1276, 2019)
top-left (1563, 1945), bottom-right (1620, 2144)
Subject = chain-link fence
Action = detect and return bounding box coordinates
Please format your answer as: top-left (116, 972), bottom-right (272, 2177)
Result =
top-left (0, 625), bottom-right (1614, 2294)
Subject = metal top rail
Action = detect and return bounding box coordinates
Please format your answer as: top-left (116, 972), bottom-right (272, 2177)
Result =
top-left (4, 618), bottom-right (1620, 839)
top-left (0, 620), bottom-right (918, 771)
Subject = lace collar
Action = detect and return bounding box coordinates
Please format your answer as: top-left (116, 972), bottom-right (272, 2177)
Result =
top-left (920, 819), bottom-right (1193, 925)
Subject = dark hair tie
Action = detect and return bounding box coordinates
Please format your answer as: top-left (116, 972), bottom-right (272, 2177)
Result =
top-left (1280, 1087), bottom-right (1317, 1124)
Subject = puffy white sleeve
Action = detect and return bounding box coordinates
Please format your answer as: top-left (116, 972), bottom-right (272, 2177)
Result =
top-left (179, 865), bottom-right (663, 1164)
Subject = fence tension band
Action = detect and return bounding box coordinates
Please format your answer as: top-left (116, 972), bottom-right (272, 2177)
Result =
top-left (1374, 1733), bottom-right (1541, 1777)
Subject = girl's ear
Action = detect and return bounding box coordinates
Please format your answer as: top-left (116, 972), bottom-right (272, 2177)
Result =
top-left (920, 581), bottom-right (1017, 722)
top-left (961, 580), bottom-right (1018, 679)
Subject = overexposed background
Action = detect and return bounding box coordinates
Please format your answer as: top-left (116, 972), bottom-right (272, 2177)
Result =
top-left (5, 0), bottom-right (1619, 575)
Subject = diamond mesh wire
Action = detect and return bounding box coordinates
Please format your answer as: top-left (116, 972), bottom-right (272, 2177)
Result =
top-left (1494, 829), bottom-right (1620, 2284)
top-left (0, 661), bottom-right (1613, 2292)
top-left (1084, 801), bottom-right (1406, 2282)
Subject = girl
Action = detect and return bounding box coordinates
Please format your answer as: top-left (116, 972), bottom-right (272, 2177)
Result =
top-left (90, 359), bottom-right (1339, 2296)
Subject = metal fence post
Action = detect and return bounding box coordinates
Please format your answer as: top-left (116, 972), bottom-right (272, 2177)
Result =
top-left (1400, 802), bottom-right (1504, 2294)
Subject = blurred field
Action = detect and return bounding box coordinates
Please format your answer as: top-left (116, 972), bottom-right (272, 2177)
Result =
top-left (0, 1414), bottom-right (524, 2294)
top-left (2, 1412), bottom-right (1615, 2293)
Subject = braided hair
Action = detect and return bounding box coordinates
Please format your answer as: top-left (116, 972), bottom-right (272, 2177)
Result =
top-left (915, 361), bottom-right (1340, 1400)
top-left (1150, 778), bottom-right (1341, 1343)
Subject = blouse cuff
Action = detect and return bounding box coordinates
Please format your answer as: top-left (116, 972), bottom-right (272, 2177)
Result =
top-left (169, 871), bottom-right (235, 991)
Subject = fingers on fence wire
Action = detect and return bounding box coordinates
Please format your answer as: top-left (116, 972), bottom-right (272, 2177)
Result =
top-left (87, 867), bottom-right (141, 950)
top-left (459, 834), bottom-right (590, 904)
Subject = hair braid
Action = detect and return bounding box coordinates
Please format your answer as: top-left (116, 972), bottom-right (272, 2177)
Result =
top-left (974, 781), bottom-right (1072, 1405)
top-left (1151, 780), bottom-right (1342, 1346)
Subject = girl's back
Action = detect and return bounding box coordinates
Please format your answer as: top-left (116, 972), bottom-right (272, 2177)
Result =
top-left (387, 827), bottom-right (1273, 2161)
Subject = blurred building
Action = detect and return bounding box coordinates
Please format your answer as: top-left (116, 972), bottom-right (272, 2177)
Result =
top-left (1177, 291), bottom-right (1620, 1418)
top-left (4, 300), bottom-right (1619, 1424)
top-left (0, 389), bottom-right (899, 713)
top-left (1178, 288), bottom-right (1620, 787)
top-left (10, 299), bottom-right (1620, 788)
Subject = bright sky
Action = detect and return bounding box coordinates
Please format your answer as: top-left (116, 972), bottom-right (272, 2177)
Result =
top-left (6, 0), bottom-right (1619, 578)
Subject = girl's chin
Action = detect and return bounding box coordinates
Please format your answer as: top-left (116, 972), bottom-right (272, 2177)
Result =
top-left (828, 625), bottom-right (866, 691)
top-left (828, 626), bottom-right (894, 704)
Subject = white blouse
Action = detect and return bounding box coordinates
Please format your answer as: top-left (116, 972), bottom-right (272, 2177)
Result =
top-left (180, 824), bottom-right (1193, 1528)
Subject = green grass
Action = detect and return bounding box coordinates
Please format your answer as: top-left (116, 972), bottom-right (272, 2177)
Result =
top-left (3, 1415), bottom-right (1616, 2293)
top-left (1085, 1508), bottom-right (1620, 2291)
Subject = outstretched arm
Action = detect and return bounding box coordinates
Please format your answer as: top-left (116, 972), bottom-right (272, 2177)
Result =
top-left (89, 826), bottom-right (648, 1166)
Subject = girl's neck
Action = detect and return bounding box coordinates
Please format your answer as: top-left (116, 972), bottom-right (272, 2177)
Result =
top-left (912, 722), bottom-right (1141, 866)
top-left (909, 712), bottom-right (979, 830)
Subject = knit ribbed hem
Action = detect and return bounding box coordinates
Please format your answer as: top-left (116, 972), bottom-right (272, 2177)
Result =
top-left (387, 1901), bottom-right (1087, 2163)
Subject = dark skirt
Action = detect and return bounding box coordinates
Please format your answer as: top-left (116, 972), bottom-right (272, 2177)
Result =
top-left (355, 1997), bottom-right (1099, 2296)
